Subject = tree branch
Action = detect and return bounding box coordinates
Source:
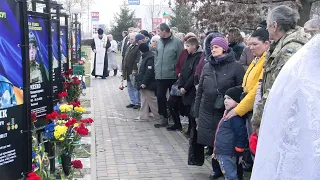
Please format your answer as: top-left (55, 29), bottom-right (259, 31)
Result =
top-left (219, 0), bottom-right (296, 4)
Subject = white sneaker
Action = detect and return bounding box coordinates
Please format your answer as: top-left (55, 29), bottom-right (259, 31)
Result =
top-left (149, 113), bottom-right (154, 118)
top-left (134, 116), bottom-right (149, 122)
top-left (181, 116), bottom-right (189, 125)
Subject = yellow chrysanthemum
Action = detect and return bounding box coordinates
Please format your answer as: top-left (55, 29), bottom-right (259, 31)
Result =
top-left (54, 125), bottom-right (68, 141)
top-left (60, 104), bottom-right (73, 113)
top-left (74, 106), bottom-right (86, 113)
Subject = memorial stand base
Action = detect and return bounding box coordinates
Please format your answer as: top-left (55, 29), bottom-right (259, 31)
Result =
top-left (61, 154), bottom-right (72, 176)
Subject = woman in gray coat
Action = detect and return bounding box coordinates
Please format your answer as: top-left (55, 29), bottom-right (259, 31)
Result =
top-left (194, 37), bottom-right (245, 179)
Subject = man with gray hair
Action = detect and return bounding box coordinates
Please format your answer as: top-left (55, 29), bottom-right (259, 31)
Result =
top-left (123, 32), bottom-right (142, 109)
top-left (304, 18), bottom-right (320, 37)
top-left (251, 5), bottom-right (310, 132)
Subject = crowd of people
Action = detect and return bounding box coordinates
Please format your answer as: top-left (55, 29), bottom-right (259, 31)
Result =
top-left (91, 4), bottom-right (320, 180)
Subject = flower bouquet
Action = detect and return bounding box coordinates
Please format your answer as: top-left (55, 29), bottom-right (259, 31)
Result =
top-left (43, 109), bottom-right (93, 176)
top-left (62, 69), bottom-right (82, 103)
top-left (30, 112), bottom-right (50, 180)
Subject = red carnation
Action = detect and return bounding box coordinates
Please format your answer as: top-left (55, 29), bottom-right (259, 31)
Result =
top-left (26, 172), bottom-right (41, 180)
top-left (76, 123), bottom-right (89, 136)
top-left (65, 118), bottom-right (77, 127)
top-left (80, 118), bottom-right (94, 124)
top-left (31, 112), bottom-right (37, 123)
top-left (87, 118), bottom-right (94, 123)
top-left (58, 92), bottom-right (68, 99)
top-left (71, 160), bottom-right (83, 169)
top-left (59, 113), bottom-right (69, 119)
top-left (68, 69), bottom-right (73, 74)
top-left (73, 79), bottom-right (81, 85)
top-left (51, 111), bottom-right (59, 119)
top-left (68, 101), bottom-right (81, 107)
top-left (46, 111), bottom-right (59, 121)
top-left (45, 114), bottom-right (52, 120)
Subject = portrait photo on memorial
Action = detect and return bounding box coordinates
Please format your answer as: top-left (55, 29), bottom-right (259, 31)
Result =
top-left (0, 1), bottom-right (24, 108)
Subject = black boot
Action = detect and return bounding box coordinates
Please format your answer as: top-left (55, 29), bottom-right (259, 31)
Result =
top-left (166, 124), bottom-right (182, 131)
top-left (166, 109), bottom-right (182, 131)
top-left (114, 69), bottom-right (118, 76)
top-left (154, 116), bottom-right (168, 128)
top-left (210, 158), bottom-right (223, 179)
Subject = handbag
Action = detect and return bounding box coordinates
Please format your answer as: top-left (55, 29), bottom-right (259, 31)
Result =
top-left (212, 66), bottom-right (224, 109)
top-left (170, 81), bottom-right (182, 96)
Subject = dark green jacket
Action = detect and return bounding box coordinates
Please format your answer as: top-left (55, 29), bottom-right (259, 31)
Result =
top-left (155, 35), bottom-right (183, 79)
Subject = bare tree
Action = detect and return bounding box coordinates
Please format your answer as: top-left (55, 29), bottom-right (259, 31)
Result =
top-left (311, 1), bottom-right (320, 18)
top-left (182, 0), bottom-right (320, 27)
top-left (146, 0), bottom-right (167, 30)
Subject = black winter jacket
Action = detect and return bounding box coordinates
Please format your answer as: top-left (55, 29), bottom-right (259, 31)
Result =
top-left (214, 115), bottom-right (247, 156)
top-left (229, 42), bottom-right (245, 61)
top-left (178, 46), bottom-right (202, 106)
top-left (136, 51), bottom-right (157, 91)
top-left (194, 49), bottom-right (245, 146)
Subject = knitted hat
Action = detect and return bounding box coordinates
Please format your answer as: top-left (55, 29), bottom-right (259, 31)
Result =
top-left (210, 37), bottom-right (229, 52)
top-left (139, 43), bottom-right (149, 53)
top-left (135, 34), bottom-right (145, 43)
top-left (225, 86), bottom-right (243, 103)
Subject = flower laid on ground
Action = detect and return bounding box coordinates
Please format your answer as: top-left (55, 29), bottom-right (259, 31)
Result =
top-left (54, 125), bottom-right (68, 141)
top-left (43, 123), bottom-right (55, 140)
top-left (58, 92), bottom-right (68, 99)
top-left (80, 118), bottom-right (94, 124)
top-left (74, 106), bottom-right (86, 113)
top-left (75, 123), bottom-right (89, 136)
top-left (31, 112), bottom-right (37, 123)
top-left (26, 172), bottom-right (42, 180)
top-left (59, 104), bottom-right (73, 113)
top-left (71, 160), bottom-right (83, 169)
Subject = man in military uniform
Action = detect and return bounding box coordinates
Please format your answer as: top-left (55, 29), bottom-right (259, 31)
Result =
top-left (0, 75), bottom-right (17, 108)
top-left (29, 32), bottom-right (44, 84)
top-left (252, 5), bottom-right (310, 128)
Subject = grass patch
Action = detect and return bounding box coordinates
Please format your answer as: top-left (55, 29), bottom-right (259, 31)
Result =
top-left (80, 99), bottom-right (90, 108)
top-left (73, 168), bottom-right (91, 179)
top-left (74, 144), bottom-right (91, 158)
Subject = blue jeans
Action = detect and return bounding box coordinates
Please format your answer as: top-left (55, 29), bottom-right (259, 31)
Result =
top-left (127, 80), bottom-right (140, 105)
top-left (216, 154), bottom-right (238, 180)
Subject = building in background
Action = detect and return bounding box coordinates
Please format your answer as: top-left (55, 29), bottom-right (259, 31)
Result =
top-left (128, 0), bottom-right (173, 31)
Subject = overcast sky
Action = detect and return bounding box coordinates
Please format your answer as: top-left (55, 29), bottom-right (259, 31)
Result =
top-left (90, 0), bottom-right (123, 24)
top-left (90, 0), bottom-right (170, 24)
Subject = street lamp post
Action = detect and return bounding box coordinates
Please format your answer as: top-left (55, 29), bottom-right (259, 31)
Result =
top-left (70, 4), bottom-right (81, 65)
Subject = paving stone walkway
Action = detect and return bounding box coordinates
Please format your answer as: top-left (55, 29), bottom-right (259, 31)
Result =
top-left (91, 75), bottom-right (213, 180)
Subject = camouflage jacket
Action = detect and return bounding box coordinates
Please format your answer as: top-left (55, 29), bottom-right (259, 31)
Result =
top-left (252, 27), bottom-right (310, 127)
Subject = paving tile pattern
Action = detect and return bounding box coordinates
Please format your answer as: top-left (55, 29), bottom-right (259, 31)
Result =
top-left (92, 76), bottom-right (212, 180)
